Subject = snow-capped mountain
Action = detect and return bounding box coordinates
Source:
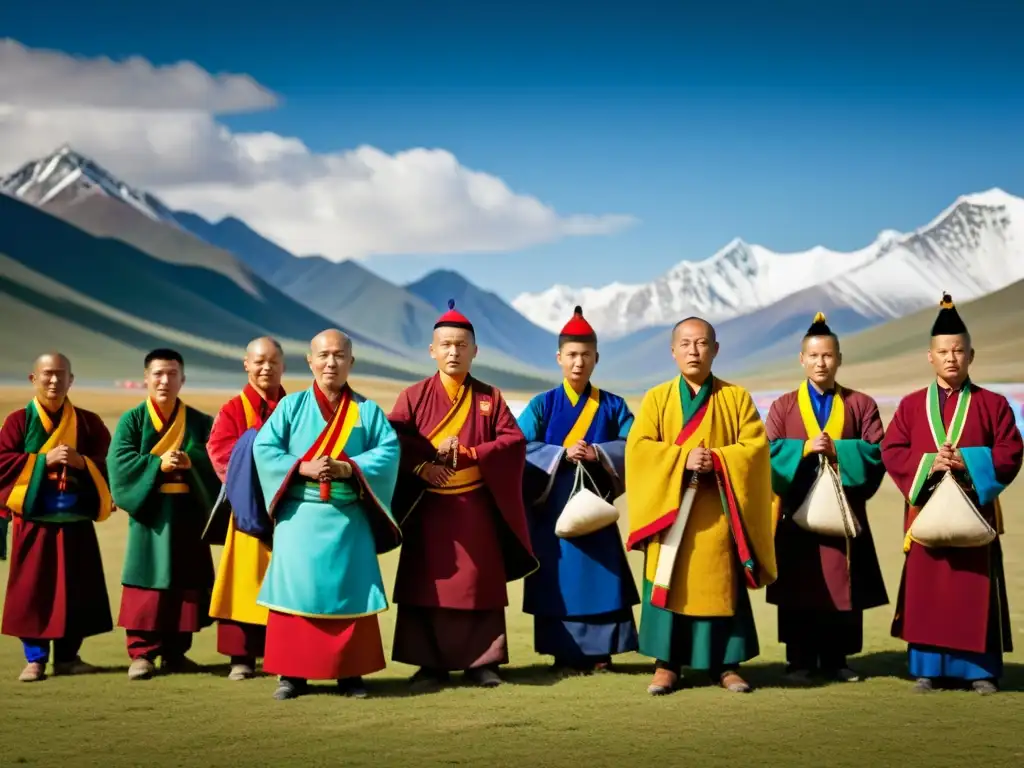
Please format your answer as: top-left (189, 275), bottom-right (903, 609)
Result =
top-left (0, 145), bottom-right (179, 225)
top-left (514, 189), bottom-right (1024, 338)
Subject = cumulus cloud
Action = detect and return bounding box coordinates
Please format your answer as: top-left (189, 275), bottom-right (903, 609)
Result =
top-left (0, 38), bottom-right (277, 113)
top-left (0, 40), bottom-right (636, 260)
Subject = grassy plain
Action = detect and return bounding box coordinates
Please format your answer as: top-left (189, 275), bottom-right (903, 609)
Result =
top-left (1, 381), bottom-right (1023, 768)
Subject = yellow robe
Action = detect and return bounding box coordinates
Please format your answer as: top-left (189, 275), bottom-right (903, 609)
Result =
top-left (625, 376), bottom-right (776, 616)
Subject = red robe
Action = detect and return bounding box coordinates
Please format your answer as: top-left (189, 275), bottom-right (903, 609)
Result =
top-left (387, 372), bottom-right (536, 669)
top-left (0, 405), bottom-right (113, 641)
top-left (207, 384), bottom-right (284, 482)
top-left (883, 383), bottom-right (1022, 654)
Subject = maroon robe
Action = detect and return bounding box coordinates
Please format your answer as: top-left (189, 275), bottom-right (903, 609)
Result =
top-left (883, 383), bottom-right (1022, 654)
top-left (387, 372), bottom-right (536, 670)
top-left (765, 388), bottom-right (889, 613)
top-left (0, 405), bottom-right (113, 641)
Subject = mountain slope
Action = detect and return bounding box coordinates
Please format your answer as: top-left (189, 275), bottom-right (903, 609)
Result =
top-left (0, 192), bottom-right (552, 391)
top-left (738, 277), bottom-right (1024, 392)
top-left (173, 211), bottom-right (552, 376)
top-left (174, 212), bottom-right (441, 351)
top-left (515, 189), bottom-right (1024, 339)
top-left (406, 270), bottom-right (560, 370)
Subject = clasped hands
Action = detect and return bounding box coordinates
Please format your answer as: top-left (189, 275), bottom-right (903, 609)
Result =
top-left (299, 456), bottom-right (353, 482)
top-left (44, 443), bottom-right (86, 470)
top-left (807, 433), bottom-right (837, 460)
top-left (684, 446), bottom-right (714, 473)
top-left (159, 449), bottom-right (192, 473)
top-left (931, 442), bottom-right (965, 474)
top-left (422, 436), bottom-right (460, 487)
top-left (565, 439), bottom-right (598, 464)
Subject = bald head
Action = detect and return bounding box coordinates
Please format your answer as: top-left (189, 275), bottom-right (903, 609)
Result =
top-left (29, 351), bottom-right (74, 406)
top-left (672, 317), bottom-right (717, 345)
top-left (308, 329), bottom-right (355, 393)
top-left (244, 336), bottom-right (285, 396)
top-left (670, 316), bottom-right (719, 382)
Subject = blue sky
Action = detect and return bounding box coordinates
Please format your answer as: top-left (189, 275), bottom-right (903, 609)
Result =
top-left (3, 0), bottom-right (1023, 300)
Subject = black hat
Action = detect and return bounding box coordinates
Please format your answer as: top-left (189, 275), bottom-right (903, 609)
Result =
top-left (931, 293), bottom-right (968, 336)
top-left (804, 311), bottom-right (833, 338)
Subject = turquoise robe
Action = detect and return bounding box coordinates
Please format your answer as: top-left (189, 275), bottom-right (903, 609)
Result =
top-left (253, 388), bottom-right (401, 619)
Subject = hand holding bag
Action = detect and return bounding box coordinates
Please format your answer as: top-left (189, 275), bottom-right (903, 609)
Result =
top-left (554, 459), bottom-right (619, 538)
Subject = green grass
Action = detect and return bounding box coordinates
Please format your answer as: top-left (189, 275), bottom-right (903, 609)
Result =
top-left (2, 399), bottom-right (1023, 767)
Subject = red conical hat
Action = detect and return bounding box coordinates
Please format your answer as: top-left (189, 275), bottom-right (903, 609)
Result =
top-left (559, 305), bottom-right (596, 340)
top-left (434, 298), bottom-right (473, 331)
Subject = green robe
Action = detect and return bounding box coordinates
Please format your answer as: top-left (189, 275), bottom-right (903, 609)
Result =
top-left (107, 400), bottom-right (218, 590)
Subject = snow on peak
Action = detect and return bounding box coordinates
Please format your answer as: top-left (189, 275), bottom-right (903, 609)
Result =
top-left (0, 145), bottom-right (178, 224)
top-left (513, 189), bottom-right (1024, 338)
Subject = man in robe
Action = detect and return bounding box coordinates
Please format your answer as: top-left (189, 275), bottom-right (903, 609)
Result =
top-left (517, 306), bottom-right (639, 674)
top-left (625, 317), bottom-right (776, 695)
top-left (0, 353), bottom-right (114, 682)
top-left (765, 312), bottom-right (888, 683)
top-left (108, 348), bottom-right (219, 680)
top-left (253, 329), bottom-right (402, 701)
top-left (882, 293), bottom-right (1022, 694)
top-left (388, 299), bottom-right (537, 691)
top-left (206, 337), bottom-right (286, 681)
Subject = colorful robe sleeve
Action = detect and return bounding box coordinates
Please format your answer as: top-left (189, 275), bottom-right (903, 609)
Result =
top-left (765, 397), bottom-right (807, 499)
top-left (0, 410), bottom-right (43, 517)
top-left (519, 395), bottom-right (564, 506)
top-left (207, 402), bottom-right (244, 483)
top-left (625, 387), bottom-right (687, 549)
top-left (833, 397), bottom-right (886, 501)
top-left (710, 387), bottom-right (777, 587)
top-left (181, 412), bottom-right (218, 513)
top-left (477, 389), bottom-right (537, 581)
top-left (881, 398), bottom-right (932, 505)
top-left (592, 396), bottom-right (633, 497)
top-left (347, 400), bottom-right (402, 553)
top-left (107, 408), bottom-right (163, 522)
top-left (959, 395), bottom-right (1024, 506)
top-left (387, 386), bottom-right (438, 476)
top-left (252, 398), bottom-right (300, 512)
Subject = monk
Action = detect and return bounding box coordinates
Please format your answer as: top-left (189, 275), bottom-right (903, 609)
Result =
top-left (517, 306), bottom-right (639, 674)
top-left (206, 337), bottom-right (286, 681)
top-left (882, 294), bottom-right (1022, 694)
top-left (0, 353), bottom-right (114, 682)
top-left (625, 317), bottom-right (776, 695)
top-left (253, 329), bottom-right (402, 701)
top-left (108, 348), bottom-right (219, 680)
top-left (765, 312), bottom-right (888, 683)
top-left (388, 299), bottom-right (537, 691)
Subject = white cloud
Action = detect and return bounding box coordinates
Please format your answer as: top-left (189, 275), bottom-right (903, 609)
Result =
top-left (0, 38), bottom-right (277, 113)
top-left (0, 40), bottom-right (636, 260)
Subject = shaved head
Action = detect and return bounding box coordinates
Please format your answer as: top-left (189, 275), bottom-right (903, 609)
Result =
top-left (29, 351), bottom-right (74, 406)
top-left (672, 317), bottom-right (717, 345)
top-left (244, 335), bottom-right (285, 395)
top-left (308, 329), bottom-right (355, 394)
top-left (246, 336), bottom-right (283, 358)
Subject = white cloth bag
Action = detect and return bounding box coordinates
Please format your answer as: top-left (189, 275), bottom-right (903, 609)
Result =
top-left (554, 460), bottom-right (619, 538)
top-left (908, 472), bottom-right (996, 548)
top-left (791, 455), bottom-right (861, 538)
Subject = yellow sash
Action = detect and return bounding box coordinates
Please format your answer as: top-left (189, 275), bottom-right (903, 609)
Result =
top-left (148, 399), bottom-right (189, 494)
top-left (302, 392), bottom-right (361, 491)
top-left (562, 380), bottom-right (601, 448)
top-left (239, 390), bottom-right (258, 428)
top-left (797, 380), bottom-right (845, 441)
top-left (426, 381), bottom-right (483, 495)
top-left (6, 399), bottom-right (113, 521)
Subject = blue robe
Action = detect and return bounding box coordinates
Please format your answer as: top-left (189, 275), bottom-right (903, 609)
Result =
top-left (517, 381), bottom-right (640, 664)
top-left (253, 388), bottom-right (401, 619)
